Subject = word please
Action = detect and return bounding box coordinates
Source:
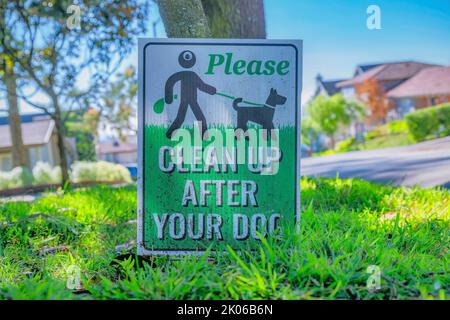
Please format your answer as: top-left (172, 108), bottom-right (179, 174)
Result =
top-left (205, 53), bottom-right (290, 76)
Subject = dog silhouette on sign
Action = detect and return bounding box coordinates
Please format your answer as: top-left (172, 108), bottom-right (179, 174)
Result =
top-left (233, 88), bottom-right (287, 138)
top-left (164, 50), bottom-right (216, 138)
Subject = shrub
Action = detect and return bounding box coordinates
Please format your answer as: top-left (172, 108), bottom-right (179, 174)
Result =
top-left (0, 167), bottom-right (33, 191)
top-left (436, 103), bottom-right (450, 137)
top-left (336, 137), bottom-right (357, 152)
top-left (0, 161), bottom-right (130, 191)
top-left (71, 162), bottom-right (97, 182)
top-left (387, 120), bottom-right (408, 134)
top-left (32, 162), bottom-right (62, 185)
top-left (406, 103), bottom-right (450, 142)
top-left (71, 161), bottom-right (132, 183)
top-left (365, 125), bottom-right (387, 140)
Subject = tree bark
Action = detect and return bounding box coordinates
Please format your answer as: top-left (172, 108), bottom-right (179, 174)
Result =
top-left (1, 5), bottom-right (29, 169)
top-left (156, 0), bottom-right (211, 37)
top-left (50, 94), bottom-right (70, 184)
top-left (329, 135), bottom-right (335, 149)
top-left (201, 0), bottom-right (266, 38)
top-left (4, 68), bottom-right (29, 168)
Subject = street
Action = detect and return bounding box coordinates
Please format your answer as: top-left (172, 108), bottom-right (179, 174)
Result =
top-left (301, 136), bottom-right (450, 188)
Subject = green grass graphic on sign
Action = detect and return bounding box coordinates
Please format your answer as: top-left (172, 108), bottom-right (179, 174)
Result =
top-left (143, 125), bottom-right (296, 251)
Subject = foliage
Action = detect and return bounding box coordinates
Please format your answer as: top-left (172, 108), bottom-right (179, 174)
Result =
top-left (406, 103), bottom-right (450, 142)
top-left (99, 66), bottom-right (137, 140)
top-left (0, 167), bottom-right (33, 190)
top-left (320, 120), bottom-right (412, 155)
top-left (301, 118), bottom-right (319, 147)
top-left (386, 119), bottom-right (409, 134)
top-left (65, 110), bottom-right (99, 161)
top-left (0, 278), bottom-right (76, 300)
top-left (74, 133), bottom-right (97, 162)
top-left (365, 119), bottom-right (409, 140)
top-left (0, 161), bottom-right (130, 191)
top-left (32, 162), bottom-right (62, 185)
top-left (335, 137), bottom-right (357, 152)
top-left (0, 178), bottom-right (448, 299)
top-left (1, 0), bottom-right (149, 183)
top-left (71, 161), bottom-right (132, 184)
top-left (306, 94), bottom-right (364, 147)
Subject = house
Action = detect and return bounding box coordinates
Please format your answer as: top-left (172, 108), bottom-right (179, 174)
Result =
top-left (336, 61), bottom-right (439, 124)
top-left (313, 74), bottom-right (347, 98)
top-left (96, 135), bottom-right (137, 164)
top-left (308, 61), bottom-right (448, 150)
top-left (312, 63), bottom-right (389, 99)
top-left (386, 66), bottom-right (450, 117)
top-left (337, 61), bottom-right (437, 101)
top-left (0, 113), bottom-right (77, 171)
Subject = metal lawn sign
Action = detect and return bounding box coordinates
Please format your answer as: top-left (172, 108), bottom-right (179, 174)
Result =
top-left (138, 38), bottom-right (302, 256)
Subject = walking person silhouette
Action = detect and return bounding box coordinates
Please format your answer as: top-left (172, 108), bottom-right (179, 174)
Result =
top-left (164, 50), bottom-right (216, 139)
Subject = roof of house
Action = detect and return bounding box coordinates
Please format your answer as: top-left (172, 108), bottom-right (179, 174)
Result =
top-left (315, 74), bottom-right (347, 97)
top-left (0, 119), bottom-right (55, 149)
top-left (386, 66), bottom-right (450, 98)
top-left (356, 63), bottom-right (383, 74)
top-left (321, 79), bottom-right (346, 96)
top-left (338, 61), bottom-right (439, 88)
top-left (97, 136), bottom-right (137, 155)
top-left (0, 113), bottom-right (50, 125)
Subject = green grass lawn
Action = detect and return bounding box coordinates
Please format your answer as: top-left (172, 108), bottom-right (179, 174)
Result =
top-left (317, 120), bottom-right (415, 156)
top-left (360, 131), bottom-right (413, 150)
top-left (0, 178), bottom-right (448, 300)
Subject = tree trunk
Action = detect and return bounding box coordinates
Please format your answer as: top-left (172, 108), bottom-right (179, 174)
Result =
top-left (329, 135), bottom-right (335, 149)
top-left (1, 5), bottom-right (29, 169)
top-left (156, 0), bottom-right (211, 37)
top-left (201, 0), bottom-right (266, 38)
top-left (51, 95), bottom-right (70, 184)
top-left (4, 70), bottom-right (29, 169)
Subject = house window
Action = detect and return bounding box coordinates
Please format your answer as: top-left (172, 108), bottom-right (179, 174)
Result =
top-left (430, 97), bottom-right (439, 106)
top-left (397, 98), bottom-right (414, 118)
top-left (0, 153), bottom-right (13, 171)
top-left (104, 153), bottom-right (114, 162)
top-left (29, 144), bottom-right (50, 169)
top-left (341, 87), bottom-right (355, 100)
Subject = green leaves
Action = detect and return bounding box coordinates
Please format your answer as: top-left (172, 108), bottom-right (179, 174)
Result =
top-left (305, 93), bottom-right (365, 141)
top-left (406, 103), bottom-right (450, 142)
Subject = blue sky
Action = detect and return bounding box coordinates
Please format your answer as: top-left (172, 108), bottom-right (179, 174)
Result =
top-left (3, 0), bottom-right (450, 114)
top-left (140, 0), bottom-right (450, 104)
top-left (265, 0), bottom-right (450, 102)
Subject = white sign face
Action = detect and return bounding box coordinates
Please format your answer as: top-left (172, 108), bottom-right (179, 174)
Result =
top-left (138, 38), bottom-right (302, 256)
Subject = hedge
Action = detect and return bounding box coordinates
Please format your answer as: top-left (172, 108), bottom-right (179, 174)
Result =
top-left (71, 161), bottom-right (132, 184)
top-left (405, 103), bottom-right (450, 142)
top-left (0, 161), bottom-right (132, 191)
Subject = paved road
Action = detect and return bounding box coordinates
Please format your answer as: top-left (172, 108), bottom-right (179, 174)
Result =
top-left (301, 136), bottom-right (450, 188)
